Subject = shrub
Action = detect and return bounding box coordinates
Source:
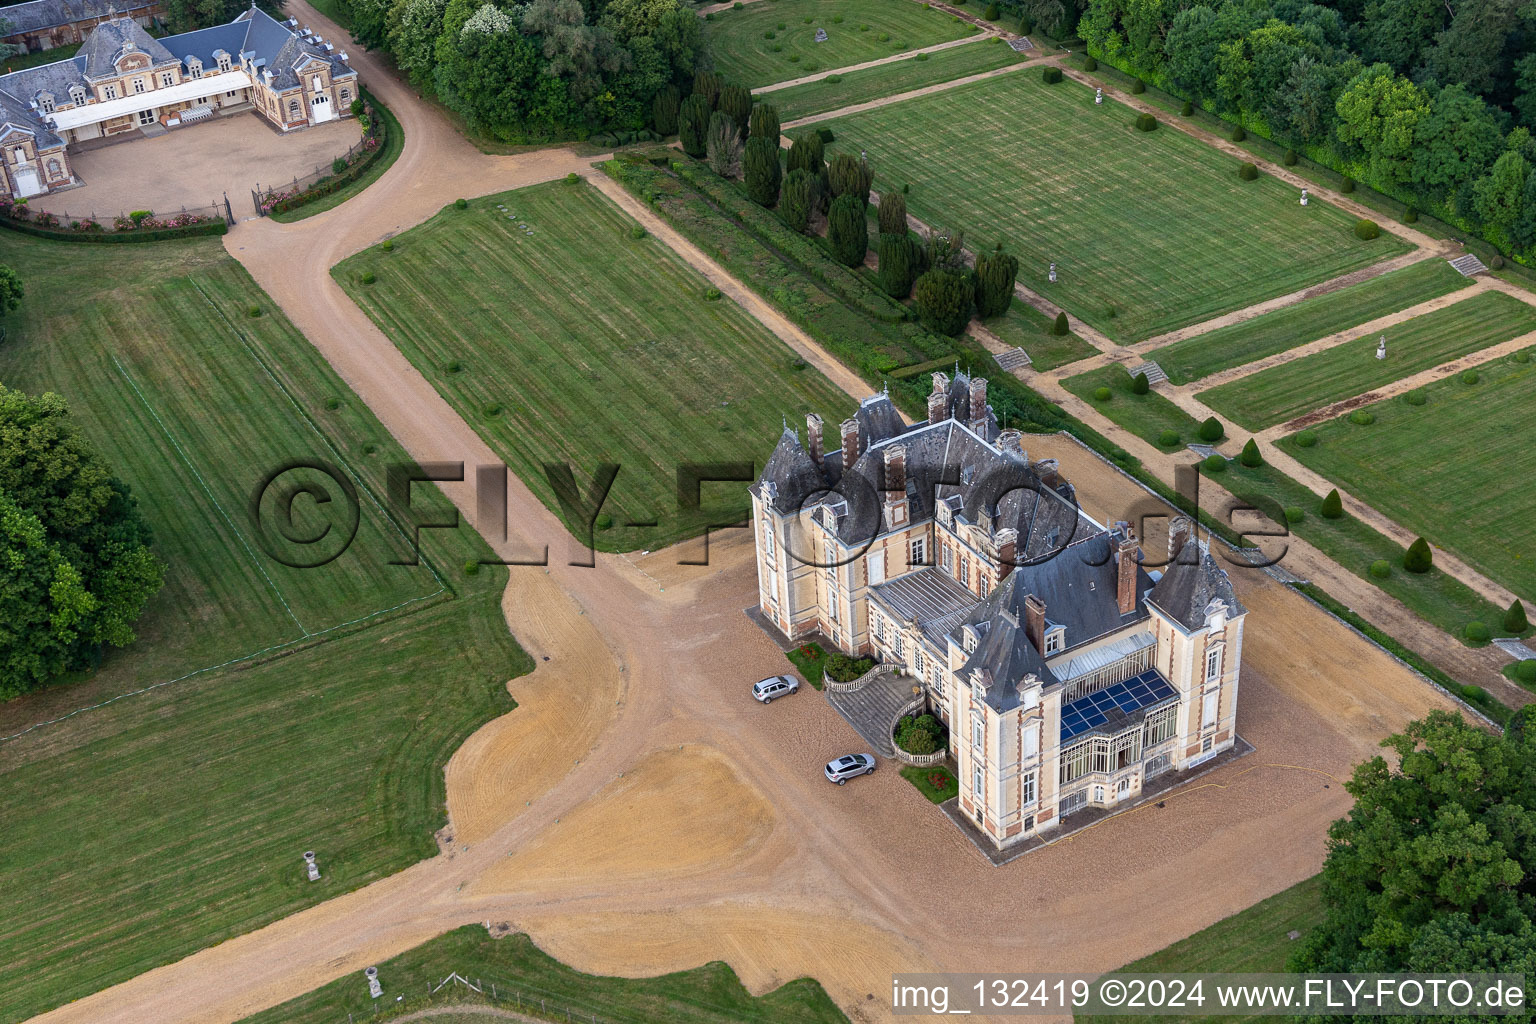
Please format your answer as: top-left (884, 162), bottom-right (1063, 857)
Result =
top-left (1197, 416), bottom-right (1223, 442)
top-left (720, 84), bottom-right (753, 139)
top-left (1283, 149), bottom-right (1298, 166)
top-left (454, 198), bottom-right (468, 209)
top-left (1202, 453), bottom-right (1227, 473)
top-left (786, 132), bottom-right (825, 175)
top-left (483, 402), bottom-right (503, 418)
top-left (763, 29), bottom-right (775, 38)
top-left (1404, 390), bottom-right (1428, 406)
top-left (913, 53), bottom-right (928, 61)
top-left (1504, 599), bottom-right (1528, 633)
top-left (1369, 558), bottom-right (1392, 579)
top-left (247, 304), bottom-right (263, 317)
top-left (360, 270), bottom-right (376, 284)
top-left (1131, 371), bottom-right (1150, 395)
top-left (350, 98), bottom-right (365, 117)
top-left (1490, 254), bottom-right (1506, 269)
top-left (1320, 488), bottom-right (1343, 519)
top-left (1404, 207), bottom-right (1418, 223)
top-left (332, 157), bottom-right (348, 175)
top-left (1084, 56), bottom-right (1098, 71)
top-left (912, 268), bottom-right (975, 336)
top-left (1348, 409), bottom-right (1375, 425)
top-left (1513, 350), bottom-right (1532, 363)
top-left (1239, 438), bottom-right (1262, 466)
top-left (1460, 369), bottom-right (1479, 384)
top-left (824, 652), bottom-right (874, 682)
top-left (678, 94), bottom-right (711, 158)
top-left (877, 32), bottom-right (889, 40)
top-left (827, 193), bottom-right (869, 267)
top-left (984, 1), bottom-right (999, 17)
top-left (877, 234), bottom-right (918, 299)
top-left (1180, 100), bottom-right (1193, 116)
top-left (1158, 429), bottom-right (1181, 446)
top-left (463, 560), bottom-right (480, 576)
top-left (1465, 621), bottom-right (1491, 643)
top-left (743, 136), bottom-right (783, 207)
top-left (1136, 112), bottom-right (1158, 132)
top-left (1403, 536), bottom-right (1433, 573)
top-left (974, 246), bottom-right (1019, 318)
top-left (1354, 218), bottom-right (1380, 240)
top-left (693, 70), bottom-right (722, 109)
top-left (748, 104), bottom-right (781, 141)
top-left (1092, 386), bottom-right (1113, 401)
top-left (380, 239), bottom-right (394, 252)
top-left (702, 287), bottom-right (722, 301)
top-left (1284, 506), bottom-right (1305, 525)
top-left (780, 168), bottom-right (817, 232)
top-left (1130, 78), bottom-right (1145, 94)
top-left (1341, 176), bottom-right (1355, 193)
top-left (652, 85), bottom-right (680, 135)
top-left (1238, 162), bottom-right (1259, 181)
top-left (629, 224), bottom-right (647, 240)
top-left (1294, 429), bottom-right (1317, 447)
top-left (828, 152), bottom-right (873, 205)
top-left (1043, 66), bottom-right (1063, 84)
top-left (832, 13), bottom-right (843, 21)
top-left (1052, 311), bottom-right (1069, 336)
top-left (1514, 659), bottom-right (1536, 683)
top-left (564, 171), bottom-right (579, 185)
top-left (1230, 124), bottom-right (1245, 141)
top-left (877, 192), bottom-right (908, 235)
top-left (446, 359), bottom-right (463, 373)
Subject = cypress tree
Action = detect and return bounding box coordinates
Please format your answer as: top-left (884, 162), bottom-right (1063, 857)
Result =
top-left (877, 234), bottom-right (917, 299)
top-left (786, 132), bottom-right (825, 175)
top-left (1504, 599), bottom-right (1529, 633)
top-left (828, 193), bottom-right (868, 267)
top-left (705, 111), bottom-right (740, 176)
top-left (912, 268), bottom-right (976, 336)
top-left (692, 70), bottom-right (722, 110)
top-left (828, 152), bottom-right (873, 205)
top-left (973, 246), bottom-right (1018, 318)
top-left (1403, 536), bottom-right (1433, 573)
top-left (652, 85), bottom-right (680, 136)
top-left (781, 169), bottom-right (816, 233)
top-left (678, 95), bottom-right (711, 158)
top-left (1320, 488), bottom-right (1344, 519)
top-left (748, 103), bottom-right (781, 141)
top-left (720, 84), bottom-right (753, 139)
top-left (743, 136), bottom-right (782, 207)
top-left (1197, 416), bottom-right (1224, 442)
top-left (1239, 438), bottom-right (1262, 467)
top-left (877, 192), bottom-right (908, 235)
top-left (1052, 311), bottom-right (1069, 336)
top-left (1132, 372), bottom-right (1150, 395)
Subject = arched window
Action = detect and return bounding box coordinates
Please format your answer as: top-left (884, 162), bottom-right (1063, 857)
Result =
top-left (45, 158), bottom-right (62, 179)
top-left (339, 87), bottom-right (349, 103)
top-left (69, 86), bottom-right (86, 105)
top-left (288, 100), bottom-right (300, 118)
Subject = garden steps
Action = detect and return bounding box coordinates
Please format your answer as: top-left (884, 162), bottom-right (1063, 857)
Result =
top-left (1449, 254), bottom-right (1487, 277)
top-left (1129, 360), bottom-right (1168, 386)
top-left (825, 670), bottom-right (925, 758)
top-left (993, 346), bottom-right (1033, 373)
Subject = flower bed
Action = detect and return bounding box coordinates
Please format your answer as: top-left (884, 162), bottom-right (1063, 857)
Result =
top-left (260, 100), bottom-right (388, 216)
top-left (0, 197), bottom-right (225, 242)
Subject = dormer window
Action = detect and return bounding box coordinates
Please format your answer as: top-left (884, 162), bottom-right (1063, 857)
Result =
top-left (216, 51), bottom-right (231, 72)
top-left (160, 71), bottom-right (174, 87)
top-left (1044, 625), bottom-right (1064, 655)
top-left (104, 84), bottom-right (118, 99)
top-left (132, 77), bottom-right (146, 94)
top-left (187, 58), bottom-right (202, 78)
top-left (962, 624), bottom-right (979, 653)
top-left (38, 93), bottom-right (54, 113)
top-left (69, 86), bottom-right (86, 105)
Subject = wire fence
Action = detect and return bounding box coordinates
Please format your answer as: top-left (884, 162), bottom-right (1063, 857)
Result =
top-left (1, 196), bottom-right (233, 232)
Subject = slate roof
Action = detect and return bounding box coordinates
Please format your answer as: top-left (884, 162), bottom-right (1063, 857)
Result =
top-left (1146, 534), bottom-right (1246, 631)
top-left (869, 568), bottom-right (977, 649)
top-left (0, 79), bottom-right (63, 145)
top-left (232, 6), bottom-right (354, 90)
top-left (79, 14), bottom-right (176, 76)
top-left (0, 0), bottom-right (152, 36)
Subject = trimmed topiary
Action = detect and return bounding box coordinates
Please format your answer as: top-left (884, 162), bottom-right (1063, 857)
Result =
top-left (1367, 558), bottom-right (1391, 579)
top-left (455, 198), bottom-right (468, 209)
top-left (1202, 453), bottom-right (1227, 473)
top-left (1042, 66), bottom-right (1063, 84)
top-left (1283, 149), bottom-right (1298, 166)
top-left (1320, 488), bottom-right (1343, 519)
top-left (1197, 416), bottom-right (1223, 442)
top-left (1341, 176), bottom-right (1355, 193)
top-left (1239, 438), bottom-right (1262, 467)
top-left (1132, 371), bottom-right (1150, 395)
top-left (1130, 78), bottom-right (1146, 94)
top-left (247, 304), bottom-right (263, 317)
top-left (1461, 369), bottom-right (1480, 384)
top-left (1349, 409), bottom-right (1375, 425)
top-left (1514, 659), bottom-right (1536, 683)
top-left (1158, 429), bottom-right (1181, 447)
top-left (1404, 390), bottom-right (1428, 406)
top-left (1238, 162), bottom-right (1259, 181)
top-left (1294, 429), bottom-right (1317, 447)
top-left (1490, 254), bottom-right (1506, 269)
top-left (1052, 311), bottom-right (1069, 336)
top-left (984, 1), bottom-right (999, 18)
top-left (1284, 506), bottom-right (1305, 525)
top-left (360, 270), bottom-right (376, 284)
top-left (702, 286), bottom-right (722, 301)
top-left (380, 239), bottom-right (394, 252)
top-left (1136, 113), bottom-right (1158, 132)
top-left (1230, 124), bottom-right (1246, 141)
top-left (1504, 599), bottom-right (1528, 633)
top-left (1513, 350), bottom-right (1532, 363)
top-left (974, 246), bottom-right (1019, 319)
top-left (1404, 207), bottom-right (1418, 223)
top-left (1354, 218), bottom-right (1380, 240)
top-left (629, 224), bottom-right (647, 240)
top-left (1180, 100), bottom-right (1193, 116)
top-left (1403, 536), bottom-right (1433, 573)
top-left (1092, 386), bottom-right (1113, 401)
top-left (1465, 621), bottom-right (1491, 643)
top-left (1084, 56), bottom-right (1098, 71)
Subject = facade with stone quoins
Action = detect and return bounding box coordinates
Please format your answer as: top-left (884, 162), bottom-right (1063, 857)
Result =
top-left (0, 5), bottom-right (357, 198)
top-left (0, 0), bottom-right (161, 53)
top-left (750, 372), bottom-right (1249, 850)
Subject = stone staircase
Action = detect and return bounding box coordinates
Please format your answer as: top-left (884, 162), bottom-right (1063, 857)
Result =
top-left (1129, 360), bottom-right (1169, 386)
top-left (993, 346), bottom-right (1033, 373)
top-left (825, 669), bottom-right (925, 758)
top-left (1449, 253), bottom-right (1488, 277)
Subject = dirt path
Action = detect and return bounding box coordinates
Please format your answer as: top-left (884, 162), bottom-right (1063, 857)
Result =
top-left (782, 54), bottom-right (1045, 130)
top-left (19, 9), bottom-right (1499, 1024)
top-left (756, 33), bottom-right (999, 94)
top-left (396, 1006), bottom-right (543, 1023)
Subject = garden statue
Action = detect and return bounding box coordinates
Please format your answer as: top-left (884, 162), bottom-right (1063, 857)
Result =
top-left (1048, 262), bottom-right (1057, 283)
top-left (1095, 88), bottom-right (1103, 105)
top-left (814, 27), bottom-right (827, 42)
top-left (1300, 188), bottom-right (1308, 206)
top-left (1376, 335), bottom-right (1386, 360)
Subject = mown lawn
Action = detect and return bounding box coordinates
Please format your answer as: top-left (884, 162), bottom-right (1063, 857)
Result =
top-left (704, 0), bottom-right (976, 88)
top-left (334, 180), bottom-right (855, 552)
top-left (1199, 290), bottom-right (1536, 430)
top-left (1064, 364), bottom-right (1207, 450)
top-left (766, 38), bottom-right (1026, 121)
top-left (982, 296), bottom-right (1099, 371)
top-left (1278, 348), bottom-right (1536, 603)
top-left (1147, 259), bottom-right (1474, 385)
top-left (1, 42), bottom-right (81, 73)
top-left (1075, 876), bottom-right (1322, 1024)
top-left (820, 73), bottom-right (1406, 343)
top-left (0, 233), bottom-right (529, 1024)
top-left (239, 927), bottom-right (849, 1024)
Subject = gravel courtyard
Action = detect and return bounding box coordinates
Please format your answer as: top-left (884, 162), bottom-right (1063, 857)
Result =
top-left (34, 113), bottom-right (360, 222)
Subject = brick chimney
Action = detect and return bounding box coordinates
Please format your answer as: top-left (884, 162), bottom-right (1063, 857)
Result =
top-left (840, 417), bottom-right (859, 468)
top-left (1024, 593), bottom-right (1046, 655)
top-left (968, 376), bottom-right (988, 432)
top-left (884, 444), bottom-right (909, 527)
top-left (928, 372), bottom-right (950, 424)
top-left (1035, 458), bottom-right (1060, 490)
top-left (805, 413), bottom-right (823, 467)
top-left (1116, 522), bottom-right (1140, 615)
top-left (996, 429), bottom-right (1024, 456)
top-left (995, 527), bottom-right (1018, 581)
top-left (1168, 515), bottom-right (1194, 563)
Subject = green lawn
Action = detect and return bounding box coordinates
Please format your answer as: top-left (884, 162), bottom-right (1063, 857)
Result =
top-left (819, 73), bottom-right (1407, 343)
top-left (334, 180), bottom-right (855, 552)
top-left (1199, 290), bottom-right (1536, 430)
top-left (0, 232), bottom-right (530, 1023)
top-left (239, 927), bottom-right (849, 1024)
top-left (982, 296), bottom-right (1099, 371)
top-left (1064, 364), bottom-right (1207, 449)
top-left (900, 764), bottom-right (958, 803)
top-left (1147, 259), bottom-right (1474, 385)
top-left (1, 42), bottom-right (80, 73)
top-left (1278, 349), bottom-right (1536, 603)
top-left (1076, 876), bottom-right (1322, 1024)
top-left (765, 38), bottom-right (1027, 121)
top-left (703, 0), bottom-right (976, 88)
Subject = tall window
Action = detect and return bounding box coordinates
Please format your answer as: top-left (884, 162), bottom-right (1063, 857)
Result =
top-left (104, 84), bottom-right (118, 99)
top-left (1202, 689), bottom-right (1219, 729)
top-left (1205, 645), bottom-right (1222, 681)
top-left (872, 613), bottom-right (884, 642)
top-left (971, 713), bottom-right (983, 751)
top-left (941, 540), bottom-right (952, 571)
top-left (959, 557), bottom-right (970, 586)
top-left (1021, 770), bottom-right (1036, 806)
top-left (312, 75), bottom-right (323, 92)
top-left (1021, 726), bottom-right (1039, 760)
top-left (930, 665), bottom-right (943, 699)
top-left (160, 71), bottom-right (173, 87)
top-left (133, 77), bottom-right (145, 93)
top-left (909, 537), bottom-right (926, 567)
top-left (972, 764), bottom-right (983, 797)
top-left (978, 575), bottom-right (990, 598)
top-left (914, 648), bottom-right (924, 674)
top-left (867, 548), bottom-right (884, 584)
top-left (893, 633), bottom-right (904, 659)
top-left (39, 95), bottom-right (54, 113)
top-left (761, 521), bottom-right (774, 561)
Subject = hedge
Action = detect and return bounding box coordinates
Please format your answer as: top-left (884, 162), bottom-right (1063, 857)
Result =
top-left (1042, 66), bottom-right (1062, 84)
top-left (264, 93), bottom-right (393, 215)
top-left (0, 215), bottom-right (226, 242)
top-left (1135, 112), bottom-right (1157, 132)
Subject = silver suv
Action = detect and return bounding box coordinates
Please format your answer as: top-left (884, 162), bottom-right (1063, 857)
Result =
top-left (752, 674), bottom-right (800, 703)
top-left (824, 753), bottom-right (876, 784)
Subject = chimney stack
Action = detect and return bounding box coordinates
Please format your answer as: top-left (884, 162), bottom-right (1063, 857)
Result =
top-left (1116, 522), bottom-right (1139, 615)
top-left (806, 413), bottom-right (824, 466)
top-left (1035, 458), bottom-right (1060, 490)
top-left (840, 417), bottom-right (859, 468)
top-left (884, 444), bottom-right (909, 526)
top-left (1168, 515), bottom-right (1194, 563)
top-left (995, 527), bottom-right (1018, 581)
top-left (968, 376), bottom-right (989, 432)
top-left (996, 429), bottom-right (1024, 456)
top-left (928, 372), bottom-right (950, 424)
top-left (1024, 594), bottom-right (1047, 655)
